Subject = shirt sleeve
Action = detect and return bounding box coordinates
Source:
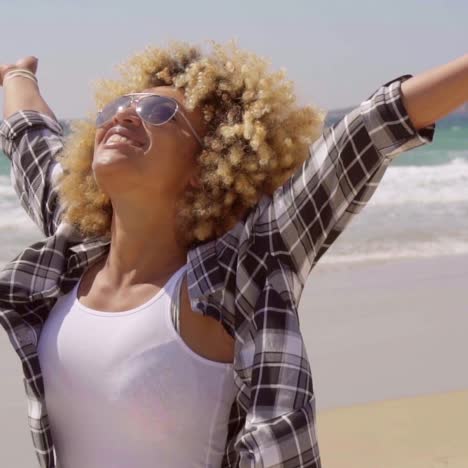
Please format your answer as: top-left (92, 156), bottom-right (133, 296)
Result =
top-left (0, 110), bottom-right (66, 237)
top-left (233, 289), bottom-right (321, 467)
top-left (235, 399), bottom-right (320, 468)
top-left (256, 74), bottom-right (436, 287)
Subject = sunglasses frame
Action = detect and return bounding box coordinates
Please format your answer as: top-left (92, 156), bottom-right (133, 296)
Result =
top-left (96, 93), bottom-right (204, 148)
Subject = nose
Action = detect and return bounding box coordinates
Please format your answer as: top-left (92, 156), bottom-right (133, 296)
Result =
top-left (111, 102), bottom-right (142, 127)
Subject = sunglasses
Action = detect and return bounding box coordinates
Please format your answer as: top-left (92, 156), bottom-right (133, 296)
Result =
top-left (96, 93), bottom-right (204, 147)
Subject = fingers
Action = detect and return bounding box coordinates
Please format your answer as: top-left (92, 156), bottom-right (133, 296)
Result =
top-left (15, 56), bottom-right (38, 74)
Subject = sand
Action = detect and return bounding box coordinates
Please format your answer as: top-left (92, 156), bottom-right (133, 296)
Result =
top-left (317, 390), bottom-right (468, 467)
top-left (0, 253), bottom-right (467, 467)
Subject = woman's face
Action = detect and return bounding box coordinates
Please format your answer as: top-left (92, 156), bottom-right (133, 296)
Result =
top-left (92, 86), bottom-right (207, 202)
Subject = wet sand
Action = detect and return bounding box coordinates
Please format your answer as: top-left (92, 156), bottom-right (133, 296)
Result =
top-left (301, 253), bottom-right (468, 410)
top-left (301, 253), bottom-right (468, 467)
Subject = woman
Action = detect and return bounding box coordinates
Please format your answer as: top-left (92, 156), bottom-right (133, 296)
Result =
top-left (0, 40), bottom-right (466, 467)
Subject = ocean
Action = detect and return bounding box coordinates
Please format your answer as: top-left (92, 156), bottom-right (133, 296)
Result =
top-left (0, 116), bottom-right (466, 267)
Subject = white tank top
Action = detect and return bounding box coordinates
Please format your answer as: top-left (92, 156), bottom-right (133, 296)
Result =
top-left (37, 263), bottom-right (237, 468)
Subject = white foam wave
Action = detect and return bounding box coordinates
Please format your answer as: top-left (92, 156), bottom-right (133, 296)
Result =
top-left (370, 158), bottom-right (468, 206)
top-left (321, 238), bottom-right (468, 265)
top-left (0, 175), bottom-right (13, 195)
top-left (0, 178), bottom-right (41, 230)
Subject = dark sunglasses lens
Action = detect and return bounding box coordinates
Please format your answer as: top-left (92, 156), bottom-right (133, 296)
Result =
top-left (96, 96), bottom-right (132, 127)
top-left (138, 96), bottom-right (177, 124)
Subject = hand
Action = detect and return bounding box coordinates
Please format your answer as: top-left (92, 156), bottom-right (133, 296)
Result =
top-left (0, 56), bottom-right (38, 87)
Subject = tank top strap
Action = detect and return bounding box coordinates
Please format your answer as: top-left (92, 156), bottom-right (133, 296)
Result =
top-left (170, 265), bottom-right (187, 334)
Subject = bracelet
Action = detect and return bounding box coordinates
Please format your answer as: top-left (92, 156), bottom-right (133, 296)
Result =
top-left (3, 73), bottom-right (38, 86)
top-left (3, 69), bottom-right (38, 85)
top-left (4, 68), bottom-right (37, 78)
top-left (4, 70), bottom-right (37, 81)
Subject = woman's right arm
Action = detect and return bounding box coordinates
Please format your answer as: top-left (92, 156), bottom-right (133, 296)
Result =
top-left (1, 57), bottom-right (57, 120)
top-left (0, 57), bottom-right (65, 237)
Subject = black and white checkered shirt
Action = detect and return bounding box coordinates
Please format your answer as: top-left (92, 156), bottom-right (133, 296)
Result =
top-left (0, 74), bottom-right (435, 468)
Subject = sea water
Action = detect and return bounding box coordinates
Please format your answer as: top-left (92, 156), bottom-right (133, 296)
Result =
top-left (0, 117), bottom-right (466, 267)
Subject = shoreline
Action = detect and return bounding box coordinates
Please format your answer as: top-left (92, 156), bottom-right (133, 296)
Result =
top-left (312, 250), bottom-right (468, 274)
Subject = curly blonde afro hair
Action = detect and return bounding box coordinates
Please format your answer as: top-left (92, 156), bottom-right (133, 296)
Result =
top-left (56, 39), bottom-right (325, 249)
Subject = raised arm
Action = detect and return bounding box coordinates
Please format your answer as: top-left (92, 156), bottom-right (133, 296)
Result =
top-left (254, 72), bottom-right (437, 293)
top-left (401, 53), bottom-right (468, 130)
top-left (230, 57), bottom-right (468, 466)
top-left (1, 57), bottom-right (57, 120)
top-left (0, 56), bottom-right (65, 237)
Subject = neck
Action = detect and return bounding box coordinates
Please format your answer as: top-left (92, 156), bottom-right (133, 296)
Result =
top-left (99, 203), bottom-right (187, 289)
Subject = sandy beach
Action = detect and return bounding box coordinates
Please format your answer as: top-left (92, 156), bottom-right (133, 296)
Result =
top-left (0, 253), bottom-right (467, 467)
top-left (317, 390), bottom-right (468, 467)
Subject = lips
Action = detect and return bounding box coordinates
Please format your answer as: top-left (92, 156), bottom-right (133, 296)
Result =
top-left (103, 140), bottom-right (143, 152)
top-left (102, 125), bottom-right (146, 148)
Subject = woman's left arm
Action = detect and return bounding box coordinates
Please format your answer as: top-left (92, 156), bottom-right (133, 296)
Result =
top-left (252, 71), bottom-right (436, 292)
top-left (401, 53), bottom-right (468, 130)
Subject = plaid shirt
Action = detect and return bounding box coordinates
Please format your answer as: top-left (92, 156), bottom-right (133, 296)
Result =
top-left (0, 74), bottom-right (435, 468)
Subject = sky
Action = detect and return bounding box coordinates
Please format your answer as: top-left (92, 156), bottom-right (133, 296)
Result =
top-left (0, 0), bottom-right (467, 119)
